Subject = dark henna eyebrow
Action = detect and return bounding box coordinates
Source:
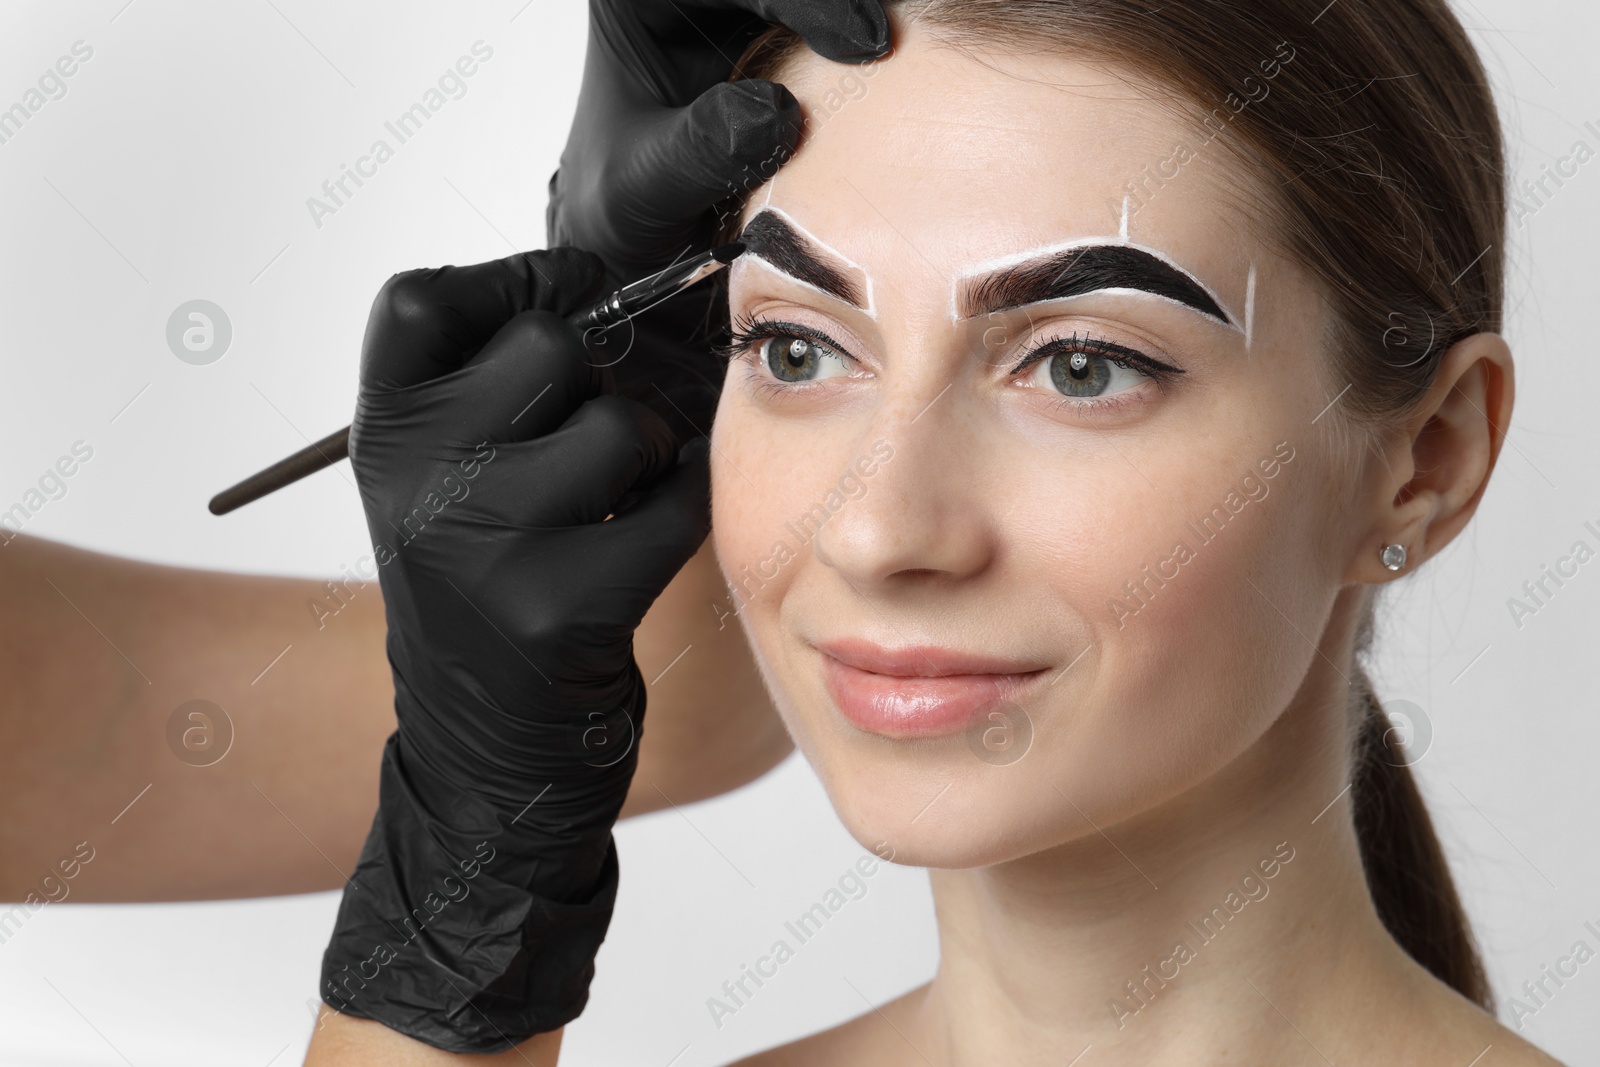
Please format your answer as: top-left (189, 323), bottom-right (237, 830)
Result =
top-left (960, 244), bottom-right (1231, 325)
top-left (738, 210), bottom-right (867, 309)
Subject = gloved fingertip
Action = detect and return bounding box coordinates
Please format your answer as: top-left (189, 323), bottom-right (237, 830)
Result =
top-left (533, 245), bottom-right (611, 315)
top-left (544, 168), bottom-right (565, 243)
top-left (539, 244), bottom-right (607, 282)
top-left (697, 80), bottom-right (802, 167)
top-left (680, 435), bottom-right (711, 466)
top-left (797, 1), bottom-right (891, 62)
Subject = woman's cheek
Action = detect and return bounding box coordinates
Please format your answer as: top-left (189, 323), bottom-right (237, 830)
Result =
top-left (709, 400), bottom-right (808, 625)
top-left (709, 405), bottom-right (759, 605)
top-left (1076, 444), bottom-right (1324, 822)
top-left (709, 399), bottom-right (837, 755)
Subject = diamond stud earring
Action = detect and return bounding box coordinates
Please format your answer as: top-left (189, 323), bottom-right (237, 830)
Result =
top-left (1380, 543), bottom-right (1408, 571)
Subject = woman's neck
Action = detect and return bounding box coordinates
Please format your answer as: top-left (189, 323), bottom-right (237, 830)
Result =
top-left (902, 600), bottom-right (1431, 1064)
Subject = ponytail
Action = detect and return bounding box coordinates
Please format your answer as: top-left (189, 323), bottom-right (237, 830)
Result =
top-left (1348, 661), bottom-right (1493, 1010)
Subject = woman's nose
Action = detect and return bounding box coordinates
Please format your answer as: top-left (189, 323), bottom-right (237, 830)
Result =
top-left (810, 382), bottom-right (1000, 587)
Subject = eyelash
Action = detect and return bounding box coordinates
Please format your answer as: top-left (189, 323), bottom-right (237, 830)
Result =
top-left (1012, 333), bottom-right (1184, 415)
top-left (718, 314), bottom-right (831, 369)
top-left (716, 314), bottom-right (850, 405)
top-left (719, 313), bottom-right (1186, 415)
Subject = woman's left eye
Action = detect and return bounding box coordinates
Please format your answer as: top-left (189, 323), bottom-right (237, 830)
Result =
top-left (1012, 335), bottom-right (1181, 406)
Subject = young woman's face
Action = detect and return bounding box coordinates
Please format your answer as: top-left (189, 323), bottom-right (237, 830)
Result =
top-left (710, 28), bottom-right (1362, 867)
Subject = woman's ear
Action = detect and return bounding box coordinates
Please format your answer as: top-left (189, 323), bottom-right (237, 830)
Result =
top-left (1345, 332), bottom-right (1515, 585)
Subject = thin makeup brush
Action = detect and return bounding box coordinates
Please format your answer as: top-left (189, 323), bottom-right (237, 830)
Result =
top-left (208, 242), bottom-right (744, 516)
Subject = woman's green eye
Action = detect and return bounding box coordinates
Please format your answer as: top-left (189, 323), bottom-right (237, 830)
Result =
top-left (1039, 348), bottom-right (1148, 399)
top-left (1052, 350), bottom-right (1113, 397)
top-left (763, 336), bottom-right (850, 383)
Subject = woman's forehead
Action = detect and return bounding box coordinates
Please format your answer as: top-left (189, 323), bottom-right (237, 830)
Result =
top-left (750, 34), bottom-right (1267, 310)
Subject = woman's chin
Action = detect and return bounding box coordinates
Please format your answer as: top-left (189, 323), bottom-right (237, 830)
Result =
top-left (819, 768), bottom-right (1101, 871)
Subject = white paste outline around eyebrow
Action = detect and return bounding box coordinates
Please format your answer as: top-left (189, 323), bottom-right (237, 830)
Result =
top-left (1244, 262), bottom-right (1258, 355)
top-left (736, 254), bottom-right (879, 318)
top-left (946, 236), bottom-right (1243, 332)
top-left (740, 204), bottom-right (878, 320)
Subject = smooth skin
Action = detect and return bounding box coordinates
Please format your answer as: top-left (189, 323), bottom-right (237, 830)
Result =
top-left (0, 533), bottom-right (789, 903)
top-left (703, 24), bottom-right (1560, 1067)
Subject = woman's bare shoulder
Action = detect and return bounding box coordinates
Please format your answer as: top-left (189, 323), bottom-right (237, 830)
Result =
top-left (722, 985), bottom-right (927, 1067)
top-left (1422, 1017), bottom-right (1568, 1066)
top-left (1441, 1014), bottom-right (1568, 1066)
top-left (1396, 976), bottom-right (1569, 1067)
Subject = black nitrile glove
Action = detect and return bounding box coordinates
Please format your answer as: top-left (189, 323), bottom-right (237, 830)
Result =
top-left (546, 0), bottom-right (891, 443)
top-left (319, 246), bottom-right (712, 1053)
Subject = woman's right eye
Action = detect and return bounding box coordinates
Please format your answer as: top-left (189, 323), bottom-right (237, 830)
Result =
top-left (759, 334), bottom-right (855, 384)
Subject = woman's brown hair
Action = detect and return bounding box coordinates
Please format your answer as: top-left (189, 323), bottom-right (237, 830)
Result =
top-left (730, 0), bottom-right (1503, 1011)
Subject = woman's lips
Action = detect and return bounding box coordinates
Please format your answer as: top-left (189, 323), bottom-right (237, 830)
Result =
top-left (817, 640), bottom-right (1049, 738)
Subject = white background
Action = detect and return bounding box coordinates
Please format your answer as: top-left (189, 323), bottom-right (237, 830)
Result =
top-left (0, 1), bottom-right (1594, 1063)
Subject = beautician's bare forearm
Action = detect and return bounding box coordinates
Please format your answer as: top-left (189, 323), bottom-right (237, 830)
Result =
top-left (303, 1009), bottom-right (563, 1065)
top-left (0, 534), bottom-right (789, 902)
top-left (0, 534), bottom-right (395, 901)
